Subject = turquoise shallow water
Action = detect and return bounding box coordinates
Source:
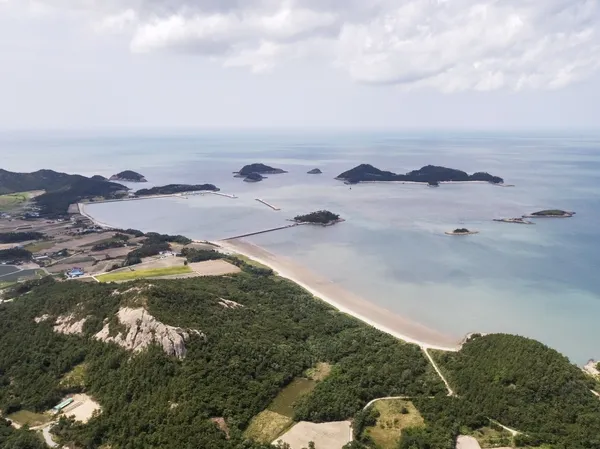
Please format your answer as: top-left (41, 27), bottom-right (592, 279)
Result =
top-left (2, 130), bottom-right (599, 363)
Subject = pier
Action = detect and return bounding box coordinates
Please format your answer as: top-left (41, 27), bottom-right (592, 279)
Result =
top-left (222, 223), bottom-right (300, 241)
top-left (255, 198), bottom-right (280, 210)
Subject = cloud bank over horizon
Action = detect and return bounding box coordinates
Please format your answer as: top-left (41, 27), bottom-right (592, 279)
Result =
top-left (4, 0), bottom-right (600, 92)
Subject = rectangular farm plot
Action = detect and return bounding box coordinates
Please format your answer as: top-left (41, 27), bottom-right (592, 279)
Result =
top-left (189, 259), bottom-right (241, 276)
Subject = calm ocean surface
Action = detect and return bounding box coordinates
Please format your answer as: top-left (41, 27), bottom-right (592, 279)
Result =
top-left (2, 130), bottom-right (599, 363)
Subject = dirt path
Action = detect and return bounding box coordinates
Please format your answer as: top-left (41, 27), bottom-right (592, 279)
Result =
top-left (422, 348), bottom-right (455, 396)
top-left (42, 424), bottom-right (58, 448)
top-left (488, 419), bottom-right (520, 436)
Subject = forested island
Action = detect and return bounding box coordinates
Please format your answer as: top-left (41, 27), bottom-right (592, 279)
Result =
top-left (234, 163), bottom-right (287, 176)
top-left (243, 173), bottom-right (265, 183)
top-left (307, 168), bottom-right (322, 174)
top-left (336, 164), bottom-right (504, 184)
top-left (135, 184), bottom-right (219, 196)
top-left (294, 210), bottom-right (342, 225)
top-left (0, 168), bottom-right (127, 216)
top-left (445, 228), bottom-right (479, 236)
top-left (109, 170), bottom-right (147, 182)
top-left (525, 209), bottom-right (575, 218)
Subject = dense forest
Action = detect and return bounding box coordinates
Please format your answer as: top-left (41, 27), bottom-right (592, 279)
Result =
top-left (0, 274), bottom-right (443, 449)
top-left (0, 247), bottom-right (32, 262)
top-left (0, 232), bottom-right (45, 243)
top-left (135, 184), bottom-right (219, 195)
top-left (432, 334), bottom-right (600, 448)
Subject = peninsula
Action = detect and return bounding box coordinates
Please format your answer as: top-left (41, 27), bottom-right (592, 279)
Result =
top-left (234, 163), bottom-right (287, 177)
top-left (135, 184), bottom-right (219, 196)
top-left (445, 228), bottom-right (479, 236)
top-left (0, 168), bottom-right (127, 216)
top-left (307, 168), bottom-right (322, 174)
top-left (336, 164), bottom-right (504, 184)
top-left (294, 210), bottom-right (342, 226)
top-left (524, 209), bottom-right (575, 218)
top-left (109, 170), bottom-right (147, 182)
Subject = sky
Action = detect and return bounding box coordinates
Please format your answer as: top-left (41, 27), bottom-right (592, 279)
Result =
top-left (1, 0), bottom-right (600, 130)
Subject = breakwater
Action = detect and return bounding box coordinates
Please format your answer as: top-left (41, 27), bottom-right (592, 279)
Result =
top-left (222, 223), bottom-right (300, 240)
top-left (255, 198), bottom-right (280, 210)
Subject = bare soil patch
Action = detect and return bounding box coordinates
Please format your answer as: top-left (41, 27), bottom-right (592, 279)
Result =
top-left (190, 259), bottom-right (241, 276)
top-left (274, 421), bottom-right (352, 449)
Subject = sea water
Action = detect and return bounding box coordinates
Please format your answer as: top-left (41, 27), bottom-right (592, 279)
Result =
top-left (2, 130), bottom-right (599, 363)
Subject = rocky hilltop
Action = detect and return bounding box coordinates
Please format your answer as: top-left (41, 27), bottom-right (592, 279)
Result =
top-left (336, 164), bottom-right (504, 184)
top-left (50, 305), bottom-right (203, 359)
top-left (110, 170), bottom-right (147, 182)
top-left (235, 163), bottom-right (287, 176)
top-left (95, 307), bottom-right (202, 358)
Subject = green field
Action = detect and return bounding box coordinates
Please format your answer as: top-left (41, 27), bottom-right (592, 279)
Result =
top-left (24, 240), bottom-right (55, 253)
top-left (96, 265), bottom-right (192, 282)
top-left (7, 410), bottom-right (52, 427)
top-left (364, 399), bottom-right (425, 449)
top-left (243, 410), bottom-right (293, 443)
top-left (0, 192), bottom-right (30, 211)
top-left (268, 378), bottom-right (317, 418)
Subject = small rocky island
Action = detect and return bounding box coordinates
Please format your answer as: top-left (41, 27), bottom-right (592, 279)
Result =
top-left (135, 184), bottom-right (219, 196)
top-left (336, 164), bottom-right (504, 184)
top-left (493, 217), bottom-right (535, 225)
top-left (524, 210), bottom-right (575, 218)
top-left (294, 210), bottom-right (342, 226)
top-left (110, 170), bottom-right (147, 182)
top-left (445, 228), bottom-right (479, 236)
top-left (235, 163), bottom-right (287, 177)
top-left (243, 173), bottom-right (265, 183)
top-left (307, 168), bottom-right (322, 174)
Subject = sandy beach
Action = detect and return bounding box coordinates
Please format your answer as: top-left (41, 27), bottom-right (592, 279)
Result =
top-left (217, 239), bottom-right (460, 351)
top-left (77, 203), bottom-right (115, 229)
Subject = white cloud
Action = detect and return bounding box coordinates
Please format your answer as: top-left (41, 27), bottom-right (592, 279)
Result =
top-left (10, 0), bottom-right (600, 91)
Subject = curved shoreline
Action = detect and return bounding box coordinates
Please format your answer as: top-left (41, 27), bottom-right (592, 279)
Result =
top-left (77, 203), bottom-right (116, 229)
top-left (216, 239), bottom-right (461, 352)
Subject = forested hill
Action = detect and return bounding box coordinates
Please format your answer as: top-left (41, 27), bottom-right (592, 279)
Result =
top-left (0, 168), bottom-right (127, 216)
top-left (0, 275), bottom-right (444, 449)
top-left (336, 164), bottom-right (504, 184)
top-left (432, 334), bottom-right (600, 448)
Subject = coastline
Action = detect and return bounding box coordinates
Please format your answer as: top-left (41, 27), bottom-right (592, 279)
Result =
top-left (77, 203), bottom-right (115, 229)
top-left (216, 239), bottom-right (461, 351)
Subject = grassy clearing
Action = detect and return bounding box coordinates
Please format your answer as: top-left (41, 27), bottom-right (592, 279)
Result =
top-left (96, 265), bottom-right (192, 282)
top-left (364, 399), bottom-right (425, 449)
top-left (0, 281), bottom-right (16, 290)
top-left (244, 410), bottom-right (294, 443)
top-left (305, 362), bottom-right (332, 381)
top-left (7, 410), bottom-right (52, 427)
top-left (231, 254), bottom-right (271, 270)
top-left (24, 240), bottom-right (55, 253)
top-left (60, 363), bottom-right (87, 389)
top-left (0, 192), bottom-right (29, 211)
top-left (469, 426), bottom-right (513, 448)
top-left (268, 378), bottom-right (317, 418)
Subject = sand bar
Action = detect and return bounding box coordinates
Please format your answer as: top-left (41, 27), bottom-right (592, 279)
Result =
top-left (217, 239), bottom-right (460, 351)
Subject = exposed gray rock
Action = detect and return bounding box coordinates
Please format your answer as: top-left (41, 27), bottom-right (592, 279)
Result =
top-left (95, 307), bottom-right (202, 358)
